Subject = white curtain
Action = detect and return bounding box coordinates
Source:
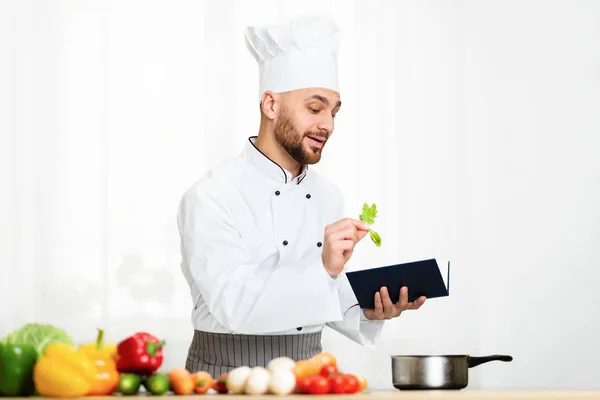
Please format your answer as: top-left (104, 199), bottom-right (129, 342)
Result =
top-left (2, 0), bottom-right (599, 390)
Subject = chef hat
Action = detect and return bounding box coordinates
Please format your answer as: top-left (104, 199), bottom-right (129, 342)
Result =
top-left (245, 14), bottom-right (341, 102)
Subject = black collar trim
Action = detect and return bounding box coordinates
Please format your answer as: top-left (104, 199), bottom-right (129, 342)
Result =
top-left (248, 136), bottom-right (288, 184)
top-left (247, 136), bottom-right (309, 185)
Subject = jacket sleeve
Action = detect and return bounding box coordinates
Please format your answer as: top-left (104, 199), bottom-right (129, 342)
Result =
top-left (325, 273), bottom-right (385, 348)
top-left (177, 188), bottom-right (344, 334)
top-left (324, 186), bottom-right (385, 347)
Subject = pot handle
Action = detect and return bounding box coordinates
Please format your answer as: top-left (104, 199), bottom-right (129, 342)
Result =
top-left (467, 355), bottom-right (513, 368)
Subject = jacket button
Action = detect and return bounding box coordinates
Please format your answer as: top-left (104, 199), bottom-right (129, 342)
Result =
top-left (296, 327), bottom-right (302, 331)
top-left (282, 240), bottom-right (288, 246)
top-left (306, 194), bottom-right (311, 199)
top-left (317, 242), bottom-right (322, 247)
top-left (275, 190), bottom-right (280, 196)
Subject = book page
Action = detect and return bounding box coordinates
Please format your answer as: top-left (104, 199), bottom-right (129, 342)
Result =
top-left (436, 259), bottom-right (450, 291)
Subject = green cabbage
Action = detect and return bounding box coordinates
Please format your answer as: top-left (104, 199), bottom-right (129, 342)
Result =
top-left (1, 323), bottom-right (76, 359)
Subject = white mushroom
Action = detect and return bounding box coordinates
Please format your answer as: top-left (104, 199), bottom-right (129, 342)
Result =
top-left (268, 369), bottom-right (297, 395)
top-left (245, 366), bottom-right (271, 395)
top-left (267, 356), bottom-right (296, 373)
top-left (226, 366), bottom-right (251, 394)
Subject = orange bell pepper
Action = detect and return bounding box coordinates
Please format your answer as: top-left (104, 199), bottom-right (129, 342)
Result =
top-left (77, 329), bottom-right (120, 395)
top-left (33, 342), bottom-right (96, 398)
top-left (292, 359), bottom-right (322, 379)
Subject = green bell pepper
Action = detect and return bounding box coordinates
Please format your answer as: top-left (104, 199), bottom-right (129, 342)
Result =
top-left (0, 342), bottom-right (38, 396)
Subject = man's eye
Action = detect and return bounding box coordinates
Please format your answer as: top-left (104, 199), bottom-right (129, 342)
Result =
top-left (310, 108), bottom-right (319, 114)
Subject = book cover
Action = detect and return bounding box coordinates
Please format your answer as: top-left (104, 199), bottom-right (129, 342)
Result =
top-left (345, 258), bottom-right (450, 309)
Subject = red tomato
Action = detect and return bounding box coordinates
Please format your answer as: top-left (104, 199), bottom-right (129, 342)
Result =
top-left (211, 373), bottom-right (228, 394)
top-left (320, 364), bottom-right (338, 378)
top-left (296, 376), bottom-right (313, 394)
top-left (343, 374), bottom-right (360, 394)
top-left (308, 376), bottom-right (330, 395)
top-left (329, 374), bottom-right (346, 394)
top-left (327, 377), bottom-right (337, 393)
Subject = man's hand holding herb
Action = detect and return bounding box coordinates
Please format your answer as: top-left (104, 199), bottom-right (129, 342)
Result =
top-left (322, 218), bottom-right (370, 278)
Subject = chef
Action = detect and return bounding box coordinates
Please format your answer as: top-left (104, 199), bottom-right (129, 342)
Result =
top-left (177, 14), bottom-right (426, 376)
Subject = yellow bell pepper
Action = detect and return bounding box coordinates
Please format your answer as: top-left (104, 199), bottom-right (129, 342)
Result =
top-left (33, 342), bottom-right (96, 398)
top-left (78, 328), bottom-right (117, 360)
top-left (77, 329), bottom-right (120, 395)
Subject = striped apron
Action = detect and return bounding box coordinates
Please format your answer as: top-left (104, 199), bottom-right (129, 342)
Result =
top-left (185, 330), bottom-right (323, 376)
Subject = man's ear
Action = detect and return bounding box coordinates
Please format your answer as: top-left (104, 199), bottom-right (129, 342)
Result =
top-left (260, 91), bottom-right (279, 120)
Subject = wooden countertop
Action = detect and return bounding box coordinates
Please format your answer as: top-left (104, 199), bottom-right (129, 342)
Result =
top-left (5, 391), bottom-right (600, 399)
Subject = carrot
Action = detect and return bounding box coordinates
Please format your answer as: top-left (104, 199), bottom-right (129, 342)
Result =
top-left (193, 371), bottom-right (213, 394)
top-left (167, 368), bottom-right (194, 395)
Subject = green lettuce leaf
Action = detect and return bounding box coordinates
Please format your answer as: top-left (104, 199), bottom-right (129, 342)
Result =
top-left (359, 202), bottom-right (382, 247)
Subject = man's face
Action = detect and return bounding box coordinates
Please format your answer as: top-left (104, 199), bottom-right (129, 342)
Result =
top-left (273, 88), bottom-right (341, 165)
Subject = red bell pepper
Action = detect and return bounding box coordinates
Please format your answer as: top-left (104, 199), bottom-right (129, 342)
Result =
top-left (116, 332), bottom-right (165, 374)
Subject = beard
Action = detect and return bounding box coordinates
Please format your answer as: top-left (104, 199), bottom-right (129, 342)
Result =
top-left (273, 108), bottom-right (329, 165)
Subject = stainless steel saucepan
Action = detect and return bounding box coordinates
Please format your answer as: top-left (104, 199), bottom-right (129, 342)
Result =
top-left (391, 354), bottom-right (513, 390)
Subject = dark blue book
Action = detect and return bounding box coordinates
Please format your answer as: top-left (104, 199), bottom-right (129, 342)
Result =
top-left (345, 258), bottom-right (450, 309)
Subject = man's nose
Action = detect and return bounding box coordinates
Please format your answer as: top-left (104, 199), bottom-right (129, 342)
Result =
top-left (318, 115), bottom-right (334, 134)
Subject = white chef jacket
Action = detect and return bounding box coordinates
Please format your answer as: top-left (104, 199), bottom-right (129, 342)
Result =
top-left (177, 136), bottom-right (385, 347)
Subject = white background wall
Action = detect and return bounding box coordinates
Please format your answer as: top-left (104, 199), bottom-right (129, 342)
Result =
top-left (1, 0), bottom-right (599, 391)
